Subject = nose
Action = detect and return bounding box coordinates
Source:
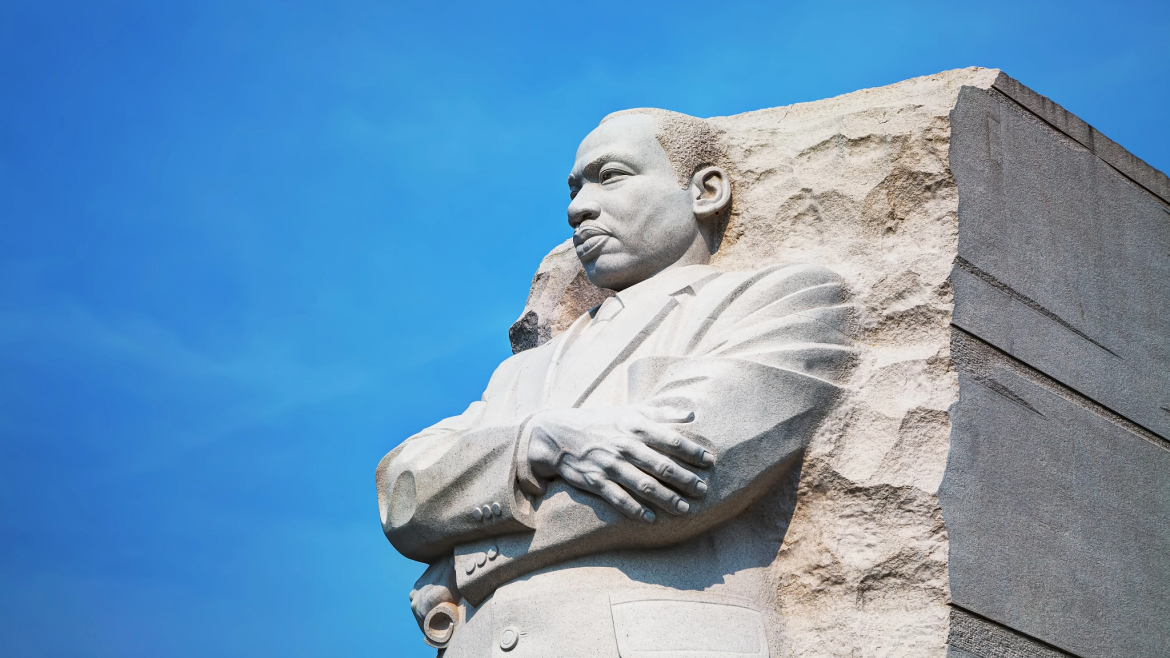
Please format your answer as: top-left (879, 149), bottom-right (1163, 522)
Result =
top-left (567, 197), bottom-right (601, 228)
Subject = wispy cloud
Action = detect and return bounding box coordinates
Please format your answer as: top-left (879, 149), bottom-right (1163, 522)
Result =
top-left (0, 299), bottom-right (376, 471)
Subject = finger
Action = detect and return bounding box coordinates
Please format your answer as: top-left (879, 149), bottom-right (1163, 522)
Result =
top-left (623, 442), bottom-right (708, 497)
top-left (609, 459), bottom-right (694, 515)
top-left (634, 421), bottom-right (715, 467)
top-left (563, 465), bottom-right (655, 522)
top-left (633, 404), bottom-right (696, 424)
top-left (595, 479), bottom-right (657, 522)
top-left (558, 455), bottom-right (657, 522)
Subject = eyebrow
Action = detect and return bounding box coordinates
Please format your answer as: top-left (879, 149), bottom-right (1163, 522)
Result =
top-left (567, 151), bottom-right (633, 187)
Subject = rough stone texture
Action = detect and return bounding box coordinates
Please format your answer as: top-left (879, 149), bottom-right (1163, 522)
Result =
top-left (946, 608), bottom-right (1077, 658)
top-left (702, 70), bottom-right (1005, 658)
top-left (508, 239), bottom-right (613, 354)
top-left (507, 68), bottom-right (1170, 657)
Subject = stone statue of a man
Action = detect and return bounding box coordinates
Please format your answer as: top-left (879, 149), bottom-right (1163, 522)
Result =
top-left (376, 109), bottom-right (855, 657)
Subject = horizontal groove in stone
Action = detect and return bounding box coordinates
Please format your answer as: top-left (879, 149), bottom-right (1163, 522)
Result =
top-left (990, 72), bottom-right (1170, 207)
top-left (951, 326), bottom-right (1169, 449)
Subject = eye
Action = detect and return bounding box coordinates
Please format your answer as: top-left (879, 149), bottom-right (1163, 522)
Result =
top-left (599, 166), bottom-right (631, 183)
top-left (569, 187), bottom-right (579, 200)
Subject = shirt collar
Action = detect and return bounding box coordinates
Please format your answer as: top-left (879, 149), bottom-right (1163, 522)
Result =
top-left (590, 264), bottom-right (717, 323)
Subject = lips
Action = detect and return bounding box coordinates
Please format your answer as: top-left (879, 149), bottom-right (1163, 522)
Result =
top-left (574, 224), bottom-right (612, 262)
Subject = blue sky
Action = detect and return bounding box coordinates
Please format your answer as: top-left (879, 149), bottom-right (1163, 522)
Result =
top-left (1, 1), bottom-right (1166, 656)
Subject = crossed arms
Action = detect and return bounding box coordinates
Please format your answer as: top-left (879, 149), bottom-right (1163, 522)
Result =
top-left (375, 265), bottom-right (855, 617)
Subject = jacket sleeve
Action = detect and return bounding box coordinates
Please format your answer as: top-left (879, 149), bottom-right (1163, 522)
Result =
top-left (453, 264), bottom-right (857, 604)
top-left (375, 352), bottom-right (537, 563)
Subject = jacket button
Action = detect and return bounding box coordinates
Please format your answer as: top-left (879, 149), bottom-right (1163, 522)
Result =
top-left (481, 505), bottom-right (492, 519)
top-left (471, 507), bottom-right (483, 521)
top-left (487, 545), bottom-right (498, 560)
top-left (464, 560), bottom-right (475, 575)
top-left (476, 552), bottom-right (487, 567)
top-left (499, 627), bottom-right (519, 651)
top-left (491, 502), bottom-right (502, 516)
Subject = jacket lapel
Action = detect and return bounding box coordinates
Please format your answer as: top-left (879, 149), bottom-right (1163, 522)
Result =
top-left (543, 266), bottom-right (716, 409)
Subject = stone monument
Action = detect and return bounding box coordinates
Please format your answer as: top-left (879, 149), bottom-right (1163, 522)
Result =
top-left (376, 68), bottom-right (1169, 658)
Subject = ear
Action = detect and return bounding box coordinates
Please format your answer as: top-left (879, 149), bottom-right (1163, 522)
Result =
top-left (690, 166), bottom-right (731, 219)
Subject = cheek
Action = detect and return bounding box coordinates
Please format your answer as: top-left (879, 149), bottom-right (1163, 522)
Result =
top-left (643, 184), bottom-right (695, 233)
top-left (602, 180), bottom-right (692, 249)
top-left (629, 179), bottom-right (683, 214)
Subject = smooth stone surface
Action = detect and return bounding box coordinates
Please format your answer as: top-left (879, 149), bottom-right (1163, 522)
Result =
top-left (987, 73), bottom-right (1170, 205)
top-left (942, 365), bottom-right (1170, 658)
top-left (950, 83), bottom-right (1170, 438)
top-left (944, 78), bottom-right (1170, 658)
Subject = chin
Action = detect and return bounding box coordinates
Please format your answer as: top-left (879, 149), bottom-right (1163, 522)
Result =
top-left (583, 261), bottom-right (647, 292)
top-left (582, 265), bottom-right (616, 290)
top-left (582, 259), bottom-right (624, 291)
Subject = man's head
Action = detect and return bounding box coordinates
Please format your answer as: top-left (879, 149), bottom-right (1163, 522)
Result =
top-left (567, 109), bottom-right (731, 291)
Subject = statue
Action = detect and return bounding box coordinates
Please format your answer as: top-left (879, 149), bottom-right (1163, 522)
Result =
top-left (375, 108), bottom-right (856, 657)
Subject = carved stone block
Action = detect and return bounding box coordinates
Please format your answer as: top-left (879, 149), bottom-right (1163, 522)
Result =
top-left (384, 68), bottom-right (1169, 657)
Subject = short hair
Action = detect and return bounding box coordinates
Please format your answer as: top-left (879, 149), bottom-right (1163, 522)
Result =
top-left (600, 108), bottom-right (729, 189)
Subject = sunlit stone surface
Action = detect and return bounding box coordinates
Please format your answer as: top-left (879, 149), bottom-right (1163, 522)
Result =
top-left (381, 68), bottom-right (1170, 658)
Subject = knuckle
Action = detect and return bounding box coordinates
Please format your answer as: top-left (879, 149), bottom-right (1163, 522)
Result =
top-left (637, 480), bottom-right (654, 495)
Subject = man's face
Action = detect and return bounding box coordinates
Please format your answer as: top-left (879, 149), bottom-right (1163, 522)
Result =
top-left (567, 115), bottom-right (699, 291)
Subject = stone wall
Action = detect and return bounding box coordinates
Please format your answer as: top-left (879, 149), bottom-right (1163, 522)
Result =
top-left (943, 74), bottom-right (1170, 658)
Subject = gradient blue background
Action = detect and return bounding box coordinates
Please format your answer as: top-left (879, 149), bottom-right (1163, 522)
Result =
top-left (1, 1), bottom-right (1166, 656)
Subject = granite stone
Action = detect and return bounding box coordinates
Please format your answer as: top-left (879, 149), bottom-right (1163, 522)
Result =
top-left (943, 78), bottom-right (1170, 658)
top-left (950, 83), bottom-right (1170, 438)
top-left (376, 68), bottom-right (1170, 657)
top-left (946, 607), bottom-right (1078, 658)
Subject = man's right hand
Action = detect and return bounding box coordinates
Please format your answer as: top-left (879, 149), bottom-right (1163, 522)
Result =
top-left (409, 557), bottom-right (459, 632)
top-left (526, 405), bottom-right (714, 522)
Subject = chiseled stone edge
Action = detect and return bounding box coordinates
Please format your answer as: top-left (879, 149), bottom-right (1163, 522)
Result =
top-left (948, 607), bottom-right (1079, 658)
top-left (990, 71), bottom-right (1170, 205)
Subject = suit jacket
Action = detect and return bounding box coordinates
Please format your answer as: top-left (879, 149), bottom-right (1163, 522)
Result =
top-left (376, 263), bottom-right (855, 657)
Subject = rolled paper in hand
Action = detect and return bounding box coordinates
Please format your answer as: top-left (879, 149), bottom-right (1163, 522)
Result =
top-left (423, 601), bottom-right (461, 648)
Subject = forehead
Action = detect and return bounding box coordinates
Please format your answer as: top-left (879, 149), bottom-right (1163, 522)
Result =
top-left (571, 114), bottom-right (670, 178)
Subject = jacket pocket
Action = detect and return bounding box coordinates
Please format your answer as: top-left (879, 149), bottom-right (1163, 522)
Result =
top-left (609, 590), bottom-right (769, 658)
